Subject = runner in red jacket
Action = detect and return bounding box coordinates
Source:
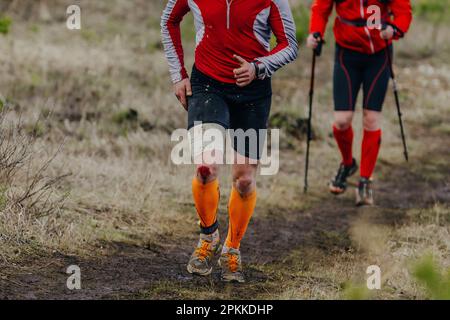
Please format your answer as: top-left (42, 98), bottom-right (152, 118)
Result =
top-left (307, 0), bottom-right (412, 206)
top-left (161, 0), bottom-right (298, 283)
top-left (162, 0), bottom-right (298, 86)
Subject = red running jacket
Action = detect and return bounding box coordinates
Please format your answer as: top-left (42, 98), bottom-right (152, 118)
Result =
top-left (310, 0), bottom-right (412, 54)
top-left (161, 0), bottom-right (299, 84)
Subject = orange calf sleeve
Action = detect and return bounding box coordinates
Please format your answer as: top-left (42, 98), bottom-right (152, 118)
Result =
top-left (226, 187), bottom-right (257, 249)
top-left (192, 178), bottom-right (220, 228)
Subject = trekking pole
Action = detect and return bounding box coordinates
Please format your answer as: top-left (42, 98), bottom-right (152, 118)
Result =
top-left (304, 33), bottom-right (324, 193)
top-left (383, 26), bottom-right (409, 162)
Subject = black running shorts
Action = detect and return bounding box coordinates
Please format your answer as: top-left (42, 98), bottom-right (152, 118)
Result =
top-left (333, 44), bottom-right (392, 112)
top-left (188, 65), bottom-right (272, 160)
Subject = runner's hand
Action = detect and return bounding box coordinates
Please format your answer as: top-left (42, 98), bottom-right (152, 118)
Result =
top-left (306, 33), bottom-right (320, 49)
top-left (380, 25), bottom-right (394, 40)
top-left (233, 55), bottom-right (256, 88)
top-left (173, 78), bottom-right (192, 111)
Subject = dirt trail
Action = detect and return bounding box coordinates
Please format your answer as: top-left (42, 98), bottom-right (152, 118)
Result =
top-left (0, 143), bottom-right (448, 300)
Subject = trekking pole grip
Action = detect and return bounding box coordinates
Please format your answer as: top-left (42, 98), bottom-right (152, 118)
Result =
top-left (313, 32), bottom-right (324, 57)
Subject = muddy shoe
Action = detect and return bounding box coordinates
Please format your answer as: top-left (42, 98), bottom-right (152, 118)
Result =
top-left (218, 247), bottom-right (245, 283)
top-left (187, 230), bottom-right (221, 276)
top-left (355, 177), bottom-right (374, 206)
top-left (329, 159), bottom-right (358, 194)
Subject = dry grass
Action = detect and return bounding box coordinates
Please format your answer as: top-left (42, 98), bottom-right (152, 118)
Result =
top-left (0, 0), bottom-right (448, 299)
top-left (0, 107), bottom-right (70, 261)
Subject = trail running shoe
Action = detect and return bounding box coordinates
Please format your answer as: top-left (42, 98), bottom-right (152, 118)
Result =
top-left (218, 247), bottom-right (245, 283)
top-left (329, 158), bottom-right (358, 194)
top-left (355, 177), bottom-right (374, 206)
top-left (187, 230), bottom-right (221, 276)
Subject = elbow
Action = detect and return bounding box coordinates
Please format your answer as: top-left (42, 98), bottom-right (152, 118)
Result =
top-left (161, 19), bottom-right (174, 41)
top-left (286, 29), bottom-right (299, 62)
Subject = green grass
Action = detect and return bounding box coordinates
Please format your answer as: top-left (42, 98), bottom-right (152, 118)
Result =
top-left (342, 282), bottom-right (372, 300)
top-left (112, 108), bottom-right (139, 125)
top-left (0, 16), bottom-right (12, 35)
top-left (413, 255), bottom-right (450, 300)
top-left (292, 5), bottom-right (310, 43)
top-left (414, 0), bottom-right (450, 24)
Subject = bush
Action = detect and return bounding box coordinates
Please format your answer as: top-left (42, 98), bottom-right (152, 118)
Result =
top-left (0, 16), bottom-right (12, 35)
top-left (414, 0), bottom-right (450, 24)
top-left (112, 108), bottom-right (139, 125)
top-left (413, 255), bottom-right (450, 300)
top-left (292, 5), bottom-right (310, 43)
top-left (0, 107), bottom-right (68, 220)
top-left (270, 111), bottom-right (311, 141)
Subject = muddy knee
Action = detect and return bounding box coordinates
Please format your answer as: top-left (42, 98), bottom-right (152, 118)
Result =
top-left (234, 176), bottom-right (255, 195)
top-left (196, 165), bottom-right (218, 183)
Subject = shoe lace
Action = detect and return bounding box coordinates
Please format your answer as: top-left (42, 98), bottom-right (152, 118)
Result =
top-left (195, 240), bottom-right (211, 262)
top-left (227, 253), bottom-right (239, 273)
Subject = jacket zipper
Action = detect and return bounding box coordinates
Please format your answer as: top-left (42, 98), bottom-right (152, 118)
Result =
top-left (226, 0), bottom-right (233, 29)
top-left (360, 0), bottom-right (375, 53)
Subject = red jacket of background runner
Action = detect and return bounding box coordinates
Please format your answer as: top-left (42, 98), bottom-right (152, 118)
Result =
top-left (310, 0), bottom-right (412, 54)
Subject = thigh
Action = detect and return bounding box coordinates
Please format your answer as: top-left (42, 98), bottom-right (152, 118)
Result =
top-left (188, 69), bottom-right (231, 165)
top-left (333, 45), bottom-right (363, 112)
top-left (228, 87), bottom-right (272, 161)
top-left (362, 46), bottom-right (391, 112)
top-left (188, 93), bottom-right (229, 164)
top-left (188, 78), bottom-right (230, 130)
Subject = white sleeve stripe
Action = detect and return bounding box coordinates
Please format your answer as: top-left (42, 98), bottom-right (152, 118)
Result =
top-left (256, 0), bottom-right (299, 78)
top-left (161, 0), bottom-right (184, 83)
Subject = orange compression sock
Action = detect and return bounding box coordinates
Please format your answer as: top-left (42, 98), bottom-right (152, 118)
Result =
top-left (225, 187), bottom-right (257, 249)
top-left (192, 178), bottom-right (220, 234)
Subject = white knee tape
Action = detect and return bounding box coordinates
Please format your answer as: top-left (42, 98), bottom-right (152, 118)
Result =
top-left (189, 123), bottom-right (226, 163)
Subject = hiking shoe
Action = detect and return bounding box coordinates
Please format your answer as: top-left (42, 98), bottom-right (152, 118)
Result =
top-left (329, 158), bottom-right (358, 194)
top-left (187, 230), bottom-right (221, 276)
top-left (355, 177), bottom-right (374, 206)
top-left (218, 247), bottom-right (245, 283)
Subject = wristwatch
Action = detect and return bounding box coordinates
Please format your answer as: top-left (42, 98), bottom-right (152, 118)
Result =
top-left (390, 23), bottom-right (403, 38)
top-left (252, 61), bottom-right (267, 80)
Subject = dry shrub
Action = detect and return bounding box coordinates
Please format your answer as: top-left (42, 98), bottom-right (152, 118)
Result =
top-left (0, 105), bottom-right (69, 259)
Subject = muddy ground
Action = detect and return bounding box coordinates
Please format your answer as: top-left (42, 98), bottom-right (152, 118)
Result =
top-left (1, 132), bottom-right (448, 300)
